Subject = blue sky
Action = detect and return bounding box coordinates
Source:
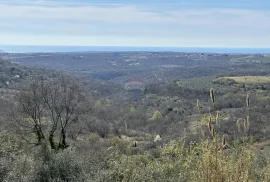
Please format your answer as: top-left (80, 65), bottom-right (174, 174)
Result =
top-left (0, 0), bottom-right (270, 47)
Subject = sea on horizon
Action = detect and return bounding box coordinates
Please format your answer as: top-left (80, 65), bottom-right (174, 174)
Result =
top-left (0, 45), bottom-right (270, 54)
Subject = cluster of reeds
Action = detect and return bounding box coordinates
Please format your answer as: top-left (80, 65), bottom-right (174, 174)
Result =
top-left (207, 116), bottom-right (216, 141)
top-left (246, 94), bottom-right (250, 107)
top-left (196, 99), bottom-right (201, 114)
top-left (206, 88), bottom-right (228, 149)
top-left (210, 88), bottom-right (215, 107)
top-left (215, 111), bottom-right (220, 128)
top-left (236, 116), bottom-right (250, 134)
top-left (244, 116), bottom-right (250, 133)
top-left (208, 89), bottom-right (217, 141)
top-left (246, 93), bottom-right (250, 135)
top-left (197, 87), bottom-right (254, 153)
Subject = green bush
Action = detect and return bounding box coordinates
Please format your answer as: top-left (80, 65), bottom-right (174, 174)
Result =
top-left (105, 139), bottom-right (270, 182)
top-left (149, 111), bottom-right (162, 121)
top-left (34, 149), bottom-right (87, 182)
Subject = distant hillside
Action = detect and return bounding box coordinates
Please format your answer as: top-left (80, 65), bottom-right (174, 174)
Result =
top-left (3, 52), bottom-right (269, 85)
top-left (0, 57), bottom-right (124, 99)
top-left (0, 58), bottom-right (28, 88)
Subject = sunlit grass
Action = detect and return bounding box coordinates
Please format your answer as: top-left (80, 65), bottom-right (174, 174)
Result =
top-left (229, 55), bottom-right (255, 62)
top-left (223, 76), bottom-right (270, 84)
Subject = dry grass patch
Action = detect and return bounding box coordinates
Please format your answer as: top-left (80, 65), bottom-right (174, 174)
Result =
top-left (223, 76), bottom-right (270, 84)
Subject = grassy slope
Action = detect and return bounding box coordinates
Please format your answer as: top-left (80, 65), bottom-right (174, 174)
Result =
top-left (223, 76), bottom-right (270, 84)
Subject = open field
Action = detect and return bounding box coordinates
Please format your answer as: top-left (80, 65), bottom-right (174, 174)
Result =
top-left (229, 55), bottom-right (270, 63)
top-left (223, 76), bottom-right (270, 84)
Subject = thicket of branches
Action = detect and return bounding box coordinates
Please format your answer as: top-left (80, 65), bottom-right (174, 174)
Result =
top-left (12, 75), bottom-right (92, 150)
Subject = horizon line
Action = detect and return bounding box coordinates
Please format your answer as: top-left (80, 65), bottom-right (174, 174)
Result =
top-left (1, 45), bottom-right (270, 49)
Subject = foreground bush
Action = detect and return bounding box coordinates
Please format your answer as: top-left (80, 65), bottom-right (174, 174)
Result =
top-left (0, 134), bottom-right (108, 182)
top-left (106, 139), bottom-right (270, 182)
top-left (1, 131), bottom-right (270, 182)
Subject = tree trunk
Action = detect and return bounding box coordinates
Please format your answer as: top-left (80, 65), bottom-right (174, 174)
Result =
top-left (35, 125), bottom-right (45, 144)
top-left (49, 132), bottom-right (56, 150)
top-left (58, 128), bottom-right (68, 149)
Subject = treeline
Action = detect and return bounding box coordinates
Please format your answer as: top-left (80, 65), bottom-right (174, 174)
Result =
top-left (1, 71), bottom-right (270, 181)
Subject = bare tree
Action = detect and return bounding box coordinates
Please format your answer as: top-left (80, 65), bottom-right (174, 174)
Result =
top-left (0, 97), bottom-right (14, 131)
top-left (13, 74), bottom-right (92, 150)
top-left (14, 78), bottom-right (46, 145)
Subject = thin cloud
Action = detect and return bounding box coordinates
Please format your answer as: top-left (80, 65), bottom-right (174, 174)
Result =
top-left (1, 2), bottom-right (270, 25)
top-left (0, 0), bottom-right (269, 47)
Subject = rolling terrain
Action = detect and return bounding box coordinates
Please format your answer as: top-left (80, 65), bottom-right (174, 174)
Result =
top-left (1, 51), bottom-right (270, 181)
top-left (2, 52), bottom-right (270, 83)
